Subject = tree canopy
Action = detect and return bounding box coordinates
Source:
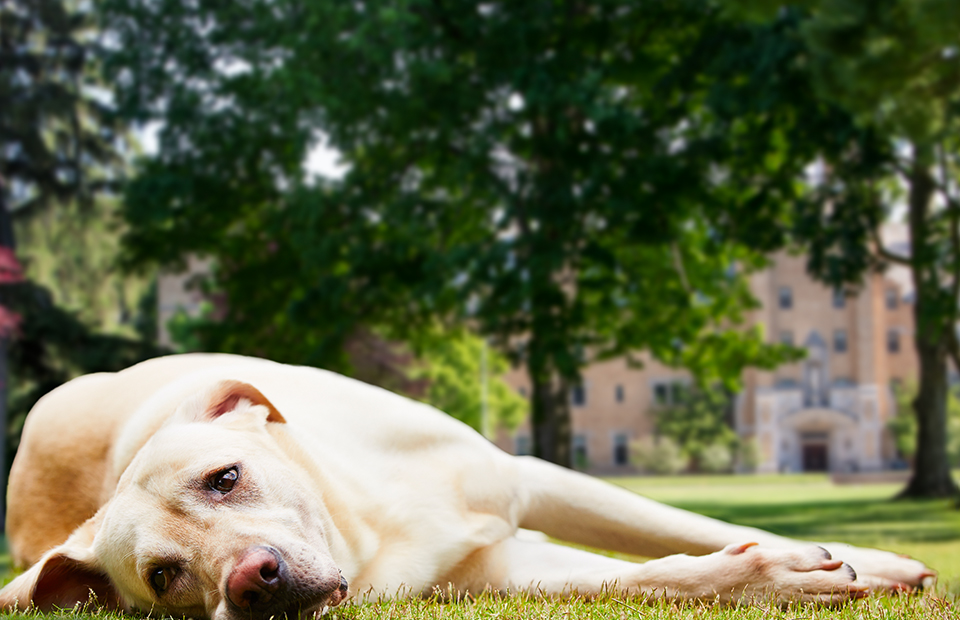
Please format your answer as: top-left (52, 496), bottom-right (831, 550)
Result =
top-left (103, 0), bottom-right (805, 466)
top-left (726, 0), bottom-right (960, 497)
top-left (0, 0), bottom-right (161, 520)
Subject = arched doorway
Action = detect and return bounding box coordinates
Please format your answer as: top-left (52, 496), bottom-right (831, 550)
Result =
top-left (781, 408), bottom-right (857, 472)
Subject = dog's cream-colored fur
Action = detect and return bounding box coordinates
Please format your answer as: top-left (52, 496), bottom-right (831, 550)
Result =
top-left (0, 354), bottom-right (934, 618)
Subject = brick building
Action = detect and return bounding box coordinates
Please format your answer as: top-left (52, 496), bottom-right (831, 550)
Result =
top-left (496, 250), bottom-right (919, 474)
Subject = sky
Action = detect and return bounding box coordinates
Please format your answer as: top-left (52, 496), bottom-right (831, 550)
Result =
top-left (137, 122), bottom-right (349, 181)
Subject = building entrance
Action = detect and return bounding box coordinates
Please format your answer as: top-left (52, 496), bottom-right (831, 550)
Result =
top-left (802, 443), bottom-right (829, 471)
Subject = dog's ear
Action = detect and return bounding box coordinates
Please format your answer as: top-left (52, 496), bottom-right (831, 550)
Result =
top-left (176, 379), bottom-right (286, 425)
top-left (0, 517), bottom-right (121, 612)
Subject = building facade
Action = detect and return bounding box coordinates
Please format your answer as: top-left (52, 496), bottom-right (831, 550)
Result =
top-left (496, 252), bottom-right (918, 474)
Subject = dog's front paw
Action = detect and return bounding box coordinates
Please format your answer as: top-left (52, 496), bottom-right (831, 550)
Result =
top-left (713, 543), bottom-right (867, 604)
top-left (818, 543), bottom-right (936, 593)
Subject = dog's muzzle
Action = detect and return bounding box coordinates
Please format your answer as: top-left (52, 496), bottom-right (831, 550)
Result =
top-left (226, 546), bottom-right (345, 618)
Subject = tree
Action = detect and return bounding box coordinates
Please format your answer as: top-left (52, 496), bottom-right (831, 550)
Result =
top-left (801, 0), bottom-right (960, 498)
top-left (104, 0), bottom-right (798, 467)
top-left (0, 0), bottom-right (141, 525)
top-left (653, 387), bottom-right (739, 471)
top-left (744, 0), bottom-right (960, 497)
top-left (410, 327), bottom-right (527, 435)
top-left (888, 381), bottom-right (960, 469)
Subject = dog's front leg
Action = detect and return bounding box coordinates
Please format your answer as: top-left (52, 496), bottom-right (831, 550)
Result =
top-left (497, 538), bottom-right (865, 604)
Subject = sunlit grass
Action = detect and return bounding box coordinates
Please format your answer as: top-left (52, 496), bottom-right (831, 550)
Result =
top-left (612, 473), bottom-right (960, 597)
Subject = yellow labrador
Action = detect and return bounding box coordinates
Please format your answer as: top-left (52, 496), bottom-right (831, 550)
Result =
top-left (0, 354), bottom-right (934, 618)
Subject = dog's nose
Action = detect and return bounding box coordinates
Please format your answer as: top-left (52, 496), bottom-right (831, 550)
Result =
top-left (226, 546), bottom-right (285, 610)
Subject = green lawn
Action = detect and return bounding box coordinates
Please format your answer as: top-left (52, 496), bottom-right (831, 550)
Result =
top-left (609, 473), bottom-right (960, 597)
top-left (1, 473), bottom-right (957, 620)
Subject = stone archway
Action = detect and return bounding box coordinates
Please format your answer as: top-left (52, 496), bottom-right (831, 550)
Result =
top-left (780, 408), bottom-right (858, 472)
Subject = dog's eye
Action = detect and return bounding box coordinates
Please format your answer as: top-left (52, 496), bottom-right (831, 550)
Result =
top-left (211, 467), bottom-right (239, 493)
top-left (149, 566), bottom-right (178, 594)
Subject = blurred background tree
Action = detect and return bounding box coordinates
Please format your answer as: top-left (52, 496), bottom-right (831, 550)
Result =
top-left (102, 0), bottom-right (799, 467)
top-left (652, 387), bottom-right (739, 473)
top-left (0, 0), bottom-right (942, 492)
top-left (723, 0), bottom-right (960, 497)
top-left (889, 381), bottom-right (960, 470)
top-left (410, 327), bottom-right (527, 434)
top-left (0, 0), bottom-right (164, 527)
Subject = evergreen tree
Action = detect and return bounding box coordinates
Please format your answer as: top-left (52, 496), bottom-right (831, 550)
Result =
top-left (1, 0), bottom-right (153, 526)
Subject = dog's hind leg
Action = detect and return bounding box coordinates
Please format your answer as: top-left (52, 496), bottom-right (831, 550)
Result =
top-left (512, 456), bottom-right (935, 591)
top-left (514, 456), bottom-right (787, 558)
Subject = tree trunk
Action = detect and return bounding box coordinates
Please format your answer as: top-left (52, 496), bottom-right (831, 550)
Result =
top-left (899, 148), bottom-right (959, 498)
top-left (900, 337), bottom-right (958, 497)
top-left (527, 332), bottom-right (573, 468)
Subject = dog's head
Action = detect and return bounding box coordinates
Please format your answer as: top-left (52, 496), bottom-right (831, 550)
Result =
top-left (0, 380), bottom-right (347, 619)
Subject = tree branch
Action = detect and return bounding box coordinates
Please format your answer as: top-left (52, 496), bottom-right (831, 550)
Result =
top-left (671, 242), bottom-right (691, 293)
top-left (947, 324), bottom-right (960, 380)
top-left (870, 225), bottom-right (913, 266)
top-left (942, 141), bottom-right (960, 329)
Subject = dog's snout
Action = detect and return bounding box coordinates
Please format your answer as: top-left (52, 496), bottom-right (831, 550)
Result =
top-left (339, 574), bottom-right (348, 594)
top-left (227, 546), bottom-right (285, 610)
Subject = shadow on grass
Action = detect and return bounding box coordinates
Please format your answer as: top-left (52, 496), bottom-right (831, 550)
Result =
top-left (666, 498), bottom-right (960, 544)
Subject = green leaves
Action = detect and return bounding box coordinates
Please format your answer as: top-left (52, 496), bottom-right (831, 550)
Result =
top-left (103, 0), bottom-right (814, 461)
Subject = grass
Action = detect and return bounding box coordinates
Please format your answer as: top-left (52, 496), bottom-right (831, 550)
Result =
top-left (610, 473), bottom-right (960, 596)
top-left (1, 473), bottom-right (958, 620)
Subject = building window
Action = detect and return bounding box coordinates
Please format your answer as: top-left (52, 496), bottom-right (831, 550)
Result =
top-left (570, 384), bottom-right (587, 407)
top-left (653, 380), bottom-right (688, 406)
top-left (832, 289), bottom-right (846, 309)
top-left (615, 384), bottom-right (624, 403)
top-left (515, 436), bottom-right (531, 456)
top-left (887, 330), bottom-right (900, 353)
top-left (654, 383), bottom-right (669, 405)
top-left (780, 330), bottom-right (794, 346)
top-left (778, 286), bottom-right (793, 309)
top-left (572, 434), bottom-right (588, 469)
top-left (833, 329), bottom-right (848, 353)
top-left (886, 289), bottom-right (899, 310)
top-left (613, 433), bottom-right (629, 466)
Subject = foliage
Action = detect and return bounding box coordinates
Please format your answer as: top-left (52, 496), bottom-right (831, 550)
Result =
top-left (698, 443), bottom-right (734, 474)
top-left (714, 1), bottom-right (960, 497)
top-left (630, 436), bottom-right (687, 476)
top-left (0, 0), bottom-right (122, 214)
top-left (735, 437), bottom-right (760, 472)
top-left (168, 304), bottom-right (524, 435)
top-left (653, 387), bottom-right (739, 470)
top-left (5, 281), bottom-right (164, 471)
top-left (15, 198), bottom-right (156, 338)
top-left (888, 382), bottom-right (960, 467)
top-left (410, 328), bottom-right (527, 435)
top-left (0, 0), bottom-right (144, 507)
top-left (102, 0), bottom-right (803, 466)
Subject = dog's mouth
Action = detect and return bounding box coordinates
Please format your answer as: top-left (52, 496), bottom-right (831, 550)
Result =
top-left (223, 546), bottom-right (347, 620)
top-left (297, 574), bottom-right (350, 618)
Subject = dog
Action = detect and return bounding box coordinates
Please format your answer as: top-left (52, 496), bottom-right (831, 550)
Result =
top-left (0, 354), bottom-right (935, 618)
